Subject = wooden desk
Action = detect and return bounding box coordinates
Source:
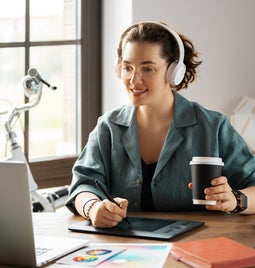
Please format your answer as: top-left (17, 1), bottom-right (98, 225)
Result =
top-left (32, 211), bottom-right (255, 267)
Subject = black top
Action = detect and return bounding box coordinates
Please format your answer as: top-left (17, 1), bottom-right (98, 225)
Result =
top-left (141, 158), bottom-right (157, 211)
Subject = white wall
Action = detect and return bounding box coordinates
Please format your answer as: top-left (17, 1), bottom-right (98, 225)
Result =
top-left (102, 0), bottom-right (255, 118)
top-left (102, 0), bottom-right (132, 112)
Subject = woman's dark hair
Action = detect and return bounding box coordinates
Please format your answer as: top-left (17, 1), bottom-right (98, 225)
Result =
top-left (117, 22), bottom-right (202, 91)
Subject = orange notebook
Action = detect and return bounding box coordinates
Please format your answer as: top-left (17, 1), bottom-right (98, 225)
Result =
top-left (171, 236), bottom-right (255, 268)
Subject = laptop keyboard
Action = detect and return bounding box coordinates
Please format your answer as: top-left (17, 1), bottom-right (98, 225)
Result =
top-left (36, 247), bottom-right (52, 256)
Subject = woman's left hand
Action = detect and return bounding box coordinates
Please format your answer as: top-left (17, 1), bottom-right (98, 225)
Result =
top-left (203, 176), bottom-right (236, 212)
top-left (189, 176), bottom-right (237, 212)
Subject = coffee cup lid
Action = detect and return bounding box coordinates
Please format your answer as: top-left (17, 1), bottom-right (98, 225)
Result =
top-left (190, 157), bottom-right (224, 166)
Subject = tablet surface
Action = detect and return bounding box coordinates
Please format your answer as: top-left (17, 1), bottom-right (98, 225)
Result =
top-left (68, 216), bottom-right (204, 240)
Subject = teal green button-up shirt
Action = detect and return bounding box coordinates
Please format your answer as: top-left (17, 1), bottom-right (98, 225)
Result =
top-left (66, 93), bottom-right (255, 213)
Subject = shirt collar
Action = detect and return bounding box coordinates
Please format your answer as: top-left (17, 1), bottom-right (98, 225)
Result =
top-left (173, 92), bottom-right (197, 128)
top-left (110, 92), bottom-right (197, 128)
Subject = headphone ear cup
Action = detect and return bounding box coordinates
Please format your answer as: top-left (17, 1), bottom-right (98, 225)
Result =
top-left (166, 61), bottom-right (186, 86)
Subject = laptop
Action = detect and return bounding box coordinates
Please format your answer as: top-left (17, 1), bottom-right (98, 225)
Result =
top-left (0, 161), bottom-right (89, 267)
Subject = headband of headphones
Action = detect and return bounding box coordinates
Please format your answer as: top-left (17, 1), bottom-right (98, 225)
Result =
top-left (117, 21), bottom-right (186, 86)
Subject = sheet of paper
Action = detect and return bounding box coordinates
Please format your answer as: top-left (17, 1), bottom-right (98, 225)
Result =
top-left (57, 243), bottom-right (172, 267)
top-left (57, 246), bottom-right (125, 267)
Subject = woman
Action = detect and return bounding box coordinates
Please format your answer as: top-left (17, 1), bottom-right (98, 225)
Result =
top-left (66, 21), bottom-right (255, 227)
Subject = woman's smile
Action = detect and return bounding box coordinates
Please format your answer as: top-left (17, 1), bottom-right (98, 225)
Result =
top-left (130, 87), bottom-right (148, 96)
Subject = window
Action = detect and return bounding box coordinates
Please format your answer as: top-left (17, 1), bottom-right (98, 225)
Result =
top-left (0, 0), bottom-right (101, 188)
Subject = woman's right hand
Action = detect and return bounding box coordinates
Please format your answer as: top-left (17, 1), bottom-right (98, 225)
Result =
top-left (89, 197), bottom-right (128, 227)
top-left (75, 192), bottom-right (128, 228)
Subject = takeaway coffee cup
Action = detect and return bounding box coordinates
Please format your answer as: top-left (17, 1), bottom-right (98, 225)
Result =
top-left (190, 157), bottom-right (224, 205)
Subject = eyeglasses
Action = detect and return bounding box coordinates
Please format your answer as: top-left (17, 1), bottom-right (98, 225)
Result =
top-left (118, 64), bottom-right (159, 80)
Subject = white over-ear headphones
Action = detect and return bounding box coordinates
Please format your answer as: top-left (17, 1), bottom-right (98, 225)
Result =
top-left (116, 21), bottom-right (186, 86)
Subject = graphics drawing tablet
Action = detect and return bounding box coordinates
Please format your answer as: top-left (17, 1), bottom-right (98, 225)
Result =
top-left (68, 216), bottom-right (204, 241)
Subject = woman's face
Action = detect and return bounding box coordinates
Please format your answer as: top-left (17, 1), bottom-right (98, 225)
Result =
top-left (120, 41), bottom-right (170, 107)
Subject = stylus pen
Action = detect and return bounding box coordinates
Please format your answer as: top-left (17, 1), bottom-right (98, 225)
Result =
top-left (95, 180), bottom-right (132, 225)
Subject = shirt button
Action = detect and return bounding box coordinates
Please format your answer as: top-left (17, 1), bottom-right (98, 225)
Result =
top-left (133, 201), bottom-right (139, 207)
top-left (135, 178), bottom-right (142, 185)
